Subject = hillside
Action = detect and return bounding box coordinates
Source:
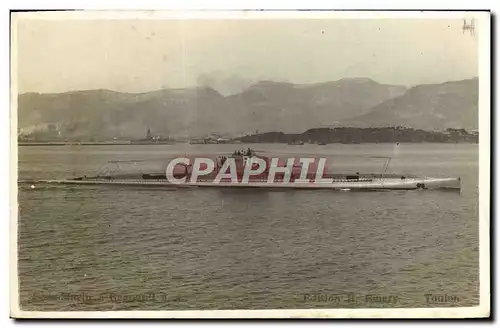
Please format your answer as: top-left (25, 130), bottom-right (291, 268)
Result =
top-left (225, 78), bottom-right (407, 133)
top-left (235, 127), bottom-right (478, 144)
top-left (17, 78), bottom-right (406, 140)
top-left (18, 87), bottom-right (228, 140)
top-left (342, 78), bottom-right (479, 130)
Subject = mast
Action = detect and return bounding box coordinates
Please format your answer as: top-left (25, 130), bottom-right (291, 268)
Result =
top-left (370, 156), bottom-right (392, 182)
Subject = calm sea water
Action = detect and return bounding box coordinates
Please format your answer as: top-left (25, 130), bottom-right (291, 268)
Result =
top-left (17, 143), bottom-right (479, 311)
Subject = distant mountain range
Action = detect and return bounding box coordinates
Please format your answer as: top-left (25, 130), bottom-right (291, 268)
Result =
top-left (17, 77), bottom-right (478, 140)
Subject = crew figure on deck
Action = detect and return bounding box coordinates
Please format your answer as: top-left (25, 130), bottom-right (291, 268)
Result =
top-left (231, 148), bottom-right (253, 157)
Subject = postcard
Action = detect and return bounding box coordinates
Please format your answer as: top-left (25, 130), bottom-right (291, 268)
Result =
top-left (10, 10), bottom-right (490, 319)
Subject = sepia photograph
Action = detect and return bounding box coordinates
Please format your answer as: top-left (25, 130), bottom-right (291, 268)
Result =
top-left (10, 10), bottom-right (490, 319)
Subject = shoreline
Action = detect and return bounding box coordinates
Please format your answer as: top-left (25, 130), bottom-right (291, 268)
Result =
top-left (18, 141), bottom-right (479, 147)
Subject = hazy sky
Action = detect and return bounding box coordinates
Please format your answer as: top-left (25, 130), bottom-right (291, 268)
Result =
top-left (16, 16), bottom-right (479, 94)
